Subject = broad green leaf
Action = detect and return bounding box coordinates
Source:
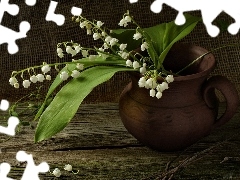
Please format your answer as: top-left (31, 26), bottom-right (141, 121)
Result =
top-left (143, 23), bottom-right (167, 56)
top-left (111, 14), bottom-right (200, 70)
top-left (144, 14), bottom-right (201, 69)
top-left (35, 65), bottom-right (135, 142)
top-left (34, 63), bottom-right (76, 120)
top-left (34, 57), bottom-right (126, 120)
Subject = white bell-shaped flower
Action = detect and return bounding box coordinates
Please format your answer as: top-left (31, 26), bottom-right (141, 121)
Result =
top-left (64, 164), bottom-right (73, 172)
top-left (166, 75), bottom-right (174, 83)
top-left (71, 70), bottom-right (80, 78)
top-left (30, 75), bottom-right (38, 83)
top-left (41, 64), bottom-right (51, 74)
top-left (126, 60), bottom-right (132, 67)
top-left (133, 61), bottom-right (140, 69)
top-left (138, 77), bottom-right (146, 87)
top-left (52, 168), bottom-right (61, 177)
top-left (22, 80), bottom-right (31, 88)
top-left (36, 74), bottom-right (45, 82)
top-left (156, 91), bottom-right (162, 99)
top-left (9, 77), bottom-right (18, 86)
top-left (60, 71), bottom-right (69, 81)
top-left (150, 89), bottom-right (156, 97)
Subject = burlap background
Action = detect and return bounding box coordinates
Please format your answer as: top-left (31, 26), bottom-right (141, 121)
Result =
top-left (1, 0), bottom-right (239, 103)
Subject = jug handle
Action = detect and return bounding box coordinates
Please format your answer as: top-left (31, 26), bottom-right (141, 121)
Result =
top-left (203, 75), bottom-right (239, 128)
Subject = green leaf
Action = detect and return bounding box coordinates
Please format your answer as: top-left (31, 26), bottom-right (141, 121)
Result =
top-left (144, 13), bottom-right (201, 69)
top-left (34, 57), bottom-right (126, 120)
top-left (34, 66), bottom-right (135, 142)
top-left (34, 65), bottom-right (74, 121)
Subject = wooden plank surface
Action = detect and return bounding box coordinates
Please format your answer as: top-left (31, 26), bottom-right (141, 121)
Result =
top-left (0, 103), bottom-right (240, 179)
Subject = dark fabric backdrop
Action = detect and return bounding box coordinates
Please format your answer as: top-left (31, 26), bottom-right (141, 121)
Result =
top-left (1, 0), bottom-right (239, 102)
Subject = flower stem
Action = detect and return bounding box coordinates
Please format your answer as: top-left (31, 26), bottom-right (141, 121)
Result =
top-left (176, 43), bottom-right (240, 75)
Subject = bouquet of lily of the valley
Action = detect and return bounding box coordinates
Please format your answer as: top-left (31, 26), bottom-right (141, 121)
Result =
top-left (9, 11), bottom-right (201, 142)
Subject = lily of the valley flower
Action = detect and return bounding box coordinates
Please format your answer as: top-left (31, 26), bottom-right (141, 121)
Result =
top-left (133, 61), bottom-right (140, 69)
top-left (74, 45), bottom-right (81, 53)
top-left (30, 75), bottom-right (38, 83)
top-left (124, 16), bottom-right (131, 23)
top-left (14, 83), bottom-right (19, 88)
top-left (41, 64), bottom-right (51, 74)
top-left (71, 70), bottom-right (80, 78)
top-left (36, 74), bottom-right (45, 82)
top-left (126, 60), bottom-right (133, 67)
top-left (133, 32), bottom-right (142, 40)
top-left (118, 15), bottom-right (131, 27)
top-left (46, 75), bottom-right (51, 81)
top-left (93, 33), bottom-right (101, 40)
top-left (141, 42), bottom-right (149, 51)
top-left (119, 44), bottom-right (127, 51)
top-left (156, 91), bottom-right (163, 99)
top-left (150, 89), bottom-right (156, 97)
top-left (80, 21), bottom-right (88, 28)
top-left (9, 77), bottom-right (18, 86)
top-left (140, 63), bottom-right (147, 74)
top-left (60, 71), bottom-right (69, 81)
top-left (146, 78), bottom-right (157, 89)
top-left (64, 164), bottom-right (73, 172)
top-left (166, 75), bottom-right (174, 83)
top-left (138, 77), bottom-right (146, 87)
top-left (157, 82), bottom-right (169, 92)
top-left (119, 51), bottom-right (129, 59)
top-left (96, 21), bottom-right (104, 28)
top-left (118, 19), bottom-right (128, 27)
top-left (105, 36), bottom-right (112, 43)
top-left (76, 63), bottom-right (84, 70)
top-left (66, 46), bottom-right (73, 54)
top-left (57, 48), bottom-right (63, 58)
top-left (52, 168), bottom-right (61, 177)
top-left (22, 80), bottom-right (31, 88)
top-left (109, 38), bottom-right (119, 46)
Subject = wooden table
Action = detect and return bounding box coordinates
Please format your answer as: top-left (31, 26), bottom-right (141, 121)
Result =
top-left (0, 103), bottom-right (240, 179)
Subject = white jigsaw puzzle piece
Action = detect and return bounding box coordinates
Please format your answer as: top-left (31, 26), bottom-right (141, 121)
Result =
top-left (0, 21), bottom-right (30, 54)
top-left (46, 1), bottom-right (65, 26)
top-left (0, 0), bottom-right (19, 23)
top-left (0, 99), bottom-right (9, 111)
top-left (25, 0), bottom-right (37, 6)
top-left (0, 163), bottom-right (15, 180)
top-left (0, 99), bottom-right (19, 136)
top-left (150, 0), bottom-right (240, 37)
top-left (0, 116), bottom-right (19, 136)
top-left (0, 0), bottom-right (31, 54)
top-left (16, 151), bottom-right (49, 180)
top-left (129, 0), bottom-right (138, 3)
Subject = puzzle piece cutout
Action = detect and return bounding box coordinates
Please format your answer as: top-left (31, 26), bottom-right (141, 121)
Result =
top-left (0, 163), bottom-right (14, 180)
top-left (0, 99), bottom-right (19, 136)
top-left (0, 151), bottom-right (49, 180)
top-left (25, 0), bottom-right (37, 6)
top-left (129, 0), bottom-right (138, 3)
top-left (150, 0), bottom-right (240, 37)
top-left (46, 1), bottom-right (82, 26)
top-left (46, 1), bottom-right (65, 26)
top-left (0, 0), bottom-right (36, 54)
top-left (0, 116), bottom-right (19, 136)
top-left (16, 151), bottom-right (49, 180)
top-left (0, 21), bottom-right (30, 54)
top-left (0, 99), bottom-right (9, 111)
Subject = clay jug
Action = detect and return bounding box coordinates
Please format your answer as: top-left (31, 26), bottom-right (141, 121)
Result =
top-left (119, 43), bottom-right (239, 151)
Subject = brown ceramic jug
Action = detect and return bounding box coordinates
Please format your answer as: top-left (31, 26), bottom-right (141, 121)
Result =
top-left (119, 43), bottom-right (239, 151)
